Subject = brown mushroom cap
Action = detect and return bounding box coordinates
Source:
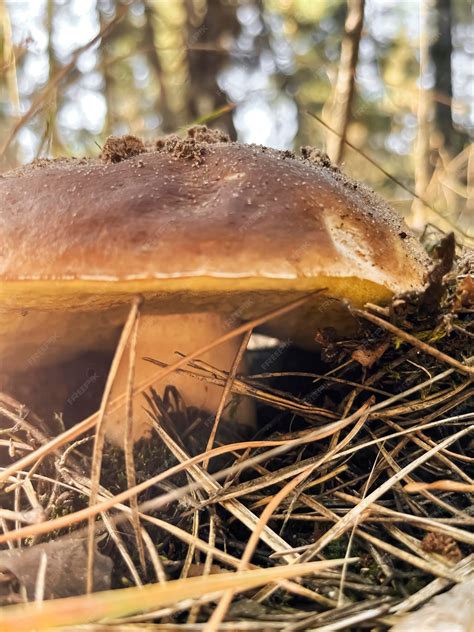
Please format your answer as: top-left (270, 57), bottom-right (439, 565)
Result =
top-left (0, 129), bottom-right (432, 443)
top-left (0, 128), bottom-right (429, 360)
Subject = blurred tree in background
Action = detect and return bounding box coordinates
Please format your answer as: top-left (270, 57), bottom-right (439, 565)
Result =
top-left (0, 0), bottom-right (472, 242)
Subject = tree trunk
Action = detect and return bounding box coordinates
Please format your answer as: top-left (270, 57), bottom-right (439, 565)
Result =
top-left (185, 0), bottom-right (239, 137)
top-left (412, 0), bottom-right (433, 230)
top-left (0, 0), bottom-right (19, 117)
top-left (430, 0), bottom-right (459, 154)
top-left (327, 0), bottom-right (365, 164)
top-left (39, 0), bottom-right (63, 156)
top-left (97, 1), bottom-right (115, 137)
top-left (143, 1), bottom-right (176, 132)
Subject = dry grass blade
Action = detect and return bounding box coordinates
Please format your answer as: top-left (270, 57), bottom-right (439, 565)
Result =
top-left (87, 298), bottom-right (141, 594)
top-left (123, 309), bottom-right (146, 571)
top-left (337, 443), bottom-right (382, 607)
top-left (404, 480), bottom-right (474, 493)
top-left (381, 415), bottom-right (473, 483)
top-left (335, 492), bottom-right (474, 545)
top-left (204, 329), bottom-right (252, 468)
top-left (284, 602), bottom-right (394, 632)
top-left (0, 561), bottom-right (348, 631)
top-left (101, 513), bottom-right (141, 587)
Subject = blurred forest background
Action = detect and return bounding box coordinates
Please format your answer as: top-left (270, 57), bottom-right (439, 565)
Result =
top-left (0, 0), bottom-right (472, 243)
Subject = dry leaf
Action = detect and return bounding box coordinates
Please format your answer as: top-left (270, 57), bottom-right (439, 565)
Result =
top-left (351, 339), bottom-right (390, 367)
top-left (0, 537), bottom-right (112, 603)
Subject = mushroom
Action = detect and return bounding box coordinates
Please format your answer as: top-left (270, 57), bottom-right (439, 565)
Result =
top-left (0, 127), bottom-right (429, 445)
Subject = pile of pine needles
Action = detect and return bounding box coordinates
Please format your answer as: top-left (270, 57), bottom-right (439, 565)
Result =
top-left (0, 234), bottom-right (472, 631)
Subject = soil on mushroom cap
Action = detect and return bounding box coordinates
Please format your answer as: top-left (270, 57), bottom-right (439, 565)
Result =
top-left (100, 135), bottom-right (146, 164)
top-left (154, 125), bottom-right (230, 166)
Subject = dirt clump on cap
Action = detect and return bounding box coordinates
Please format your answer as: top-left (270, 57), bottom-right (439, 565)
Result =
top-left (155, 134), bottom-right (205, 166)
top-left (155, 126), bottom-right (229, 166)
top-left (100, 135), bottom-right (146, 164)
top-left (186, 125), bottom-right (229, 144)
top-left (300, 146), bottom-right (339, 171)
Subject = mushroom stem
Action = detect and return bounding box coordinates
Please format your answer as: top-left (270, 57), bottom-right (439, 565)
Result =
top-left (104, 312), bottom-right (255, 446)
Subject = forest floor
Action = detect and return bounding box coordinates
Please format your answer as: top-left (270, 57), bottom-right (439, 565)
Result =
top-left (0, 234), bottom-right (472, 631)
